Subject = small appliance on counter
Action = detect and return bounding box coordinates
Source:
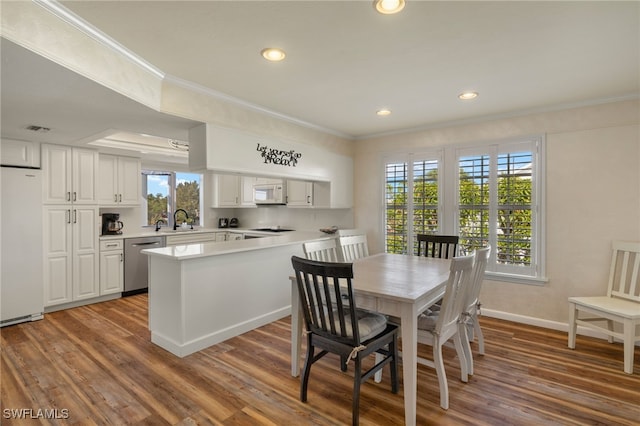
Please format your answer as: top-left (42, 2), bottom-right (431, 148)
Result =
top-left (229, 218), bottom-right (239, 228)
top-left (102, 213), bottom-right (124, 235)
top-left (218, 217), bottom-right (229, 228)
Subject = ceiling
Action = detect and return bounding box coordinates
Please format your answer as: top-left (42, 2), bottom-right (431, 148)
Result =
top-left (1, 1), bottom-right (638, 154)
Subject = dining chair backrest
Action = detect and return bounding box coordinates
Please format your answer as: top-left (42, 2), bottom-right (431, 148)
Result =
top-left (303, 239), bottom-right (339, 262)
top-left (339, 235), bottom-right (370, 262)
top-left (337, 229), bottom-right (365, 237)
top-left (291, 256), bottom-right (361, 345)
top-left (464, 246), bottom-right (491, 314)
top-left (435, 254), bottom-right (475, 339)
top-left (606, 241), bottom-right (640, 302)
top-left (416, 234), bottom-right (459, 259)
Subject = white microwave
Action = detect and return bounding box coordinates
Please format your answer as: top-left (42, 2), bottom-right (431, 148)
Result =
top-left (253, 183), bottom-right (286, 205)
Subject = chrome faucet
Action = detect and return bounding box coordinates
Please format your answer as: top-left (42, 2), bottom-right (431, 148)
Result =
top-left (173, 209), bottom-right (189, 230)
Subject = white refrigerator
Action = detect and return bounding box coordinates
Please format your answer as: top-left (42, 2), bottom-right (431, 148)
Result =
top-left (1, 166), bottom-right (44, 326)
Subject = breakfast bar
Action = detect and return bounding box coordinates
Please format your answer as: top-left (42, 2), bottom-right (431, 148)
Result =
top-left (142, 231), bottom-right (324, 357)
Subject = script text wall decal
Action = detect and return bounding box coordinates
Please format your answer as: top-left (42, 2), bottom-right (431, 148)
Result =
top-left (256, 143), bottom-right (302, 167)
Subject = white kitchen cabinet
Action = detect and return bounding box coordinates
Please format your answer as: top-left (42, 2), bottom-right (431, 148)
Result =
top-left (212, 174), bottom-right (259, 207)
top-left (42, 144), bottom-right (98, 205)
top-left (43, 205), bottom-right (99, 306)
top-left (0, 138), bottom-right (40, 168)
top-left (99, 239), bottom-right (123, 295)
top-left (227, 232), bottom-right (244, 241)
top-left (165, 232), bottom-right (219, 246)
top-left (286, 180), bottom-right (314, 206)
top-left (97, 154), bottom-right (141, 206)
top-left (212, 174), bottom-right (241, 207)
top-left (241, 176), bottom-right (258, 206)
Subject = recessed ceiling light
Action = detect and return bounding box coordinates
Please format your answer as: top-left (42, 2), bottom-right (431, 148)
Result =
top-left (458, 91), bottom-right (479, 100)
top-left (376, 109), bottom-right (392, 116)
top-left (374, 0), bottom-right (406, 15)
top-left (261, 48), bottom-right (286, 62)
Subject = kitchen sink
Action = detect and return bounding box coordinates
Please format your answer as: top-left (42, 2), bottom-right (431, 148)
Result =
top-left (250, 227), bottom-right (295, 233)
top-left (158, 228), bottom-right (198, 233)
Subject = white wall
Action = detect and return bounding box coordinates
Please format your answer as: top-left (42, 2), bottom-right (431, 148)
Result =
top-left (353, 99), bottom-right (640, 324)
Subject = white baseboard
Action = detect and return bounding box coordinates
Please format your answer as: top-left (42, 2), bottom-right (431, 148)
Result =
top-left (481, 309), bottom-right (638, 345)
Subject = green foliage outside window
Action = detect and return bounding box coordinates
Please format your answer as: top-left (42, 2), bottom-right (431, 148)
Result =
top-left (146, 178), bottom-right (201, 226)
top-left (385, 165), bottom-right (532, 266)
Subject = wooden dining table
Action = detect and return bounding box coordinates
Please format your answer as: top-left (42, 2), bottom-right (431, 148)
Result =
top-left (290, 252), bottom-right (451, 426)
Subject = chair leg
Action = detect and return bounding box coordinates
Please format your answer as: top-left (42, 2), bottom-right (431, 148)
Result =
top-left (623, 319), bottom-right (635, 374)
top-left (568, 303), bottom-right (577, 349)
top-left (472, 314), bottom-right (485, 355)
top-left (301, 342), bottom-right (315, 402)
top-left (433, 338), bottom-right (449, 410)
top-left (454, 331), bottom-right (469, 382)
top-left (390, 334), bottom-right (399, 394)
top-left (459, 322), bottom-right (473, 377)
top-left (341, 355), bottom-right (348, 372)
top-left (606, 320), bottom-right (615, 344)
top-left (352, 356), bottom-right (362, 426)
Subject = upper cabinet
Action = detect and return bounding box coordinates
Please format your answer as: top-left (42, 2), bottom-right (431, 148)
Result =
top-left (286, 180), bottom-right (313, 206)
top-left (287, 179), bottom-right (330, 208)
top-left (0, 138), bottom-right (40, 168)
top-left (212, 174), bottom-right (257, 207)
top-left (212, 174), bottom-right (241, 207)
top-left (42, 144), bottom-right (98, 205)
top-left (189, 124), bottom-right (353, 208)
top-left (97, 154), bottom-right (141, 206)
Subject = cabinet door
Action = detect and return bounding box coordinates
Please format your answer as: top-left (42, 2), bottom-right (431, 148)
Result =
top-left (97, 154), bottom-right (119, 205)
top-left (72, 206), bottom-right (99, 300)
top-left (100, 250), bottom-right (123, 295)
top-left (287, 180), bottom-right (313, 206)
top-left (216, 174), bottom-right (241, 206)
top-left (72, 148), bottom-right (98, 204)
top-left (43, 206), bottom-right (73, 306)
top-left (42, 144), bottom-right (72, 204)
top-left (117, 157), bottom-right (141, 206)
top-left (215, 232), bottom-right (227, 242)
top-left (240, 176), bottom-right (257, 206)
top-left (0, 139), bottom-right (40, 167)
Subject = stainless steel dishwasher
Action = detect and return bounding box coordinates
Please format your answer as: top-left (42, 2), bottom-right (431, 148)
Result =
top-left (123, 235), bottom-right (165, 296)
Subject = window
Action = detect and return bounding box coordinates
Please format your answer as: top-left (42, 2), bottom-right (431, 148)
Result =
top-left (383, 136), bottom-right (545, 282)
top-left (385, 156), bottom-right (440, 254)
top-left (142, 171), bottom-right (202, 227)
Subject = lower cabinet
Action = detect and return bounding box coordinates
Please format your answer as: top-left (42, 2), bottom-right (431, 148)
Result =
top-left (166, 232), bottom-right (220, 246)
top-left (43, 205), bottom-right (99, 306)
top-left (100, 239), bottom-right (123, 295)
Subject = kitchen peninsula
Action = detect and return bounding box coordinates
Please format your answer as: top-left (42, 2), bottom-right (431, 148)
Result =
top-left (142, 231), bottom-right (327, 357)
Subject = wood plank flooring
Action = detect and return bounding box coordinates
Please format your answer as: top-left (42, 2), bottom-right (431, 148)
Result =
top-left (1, 294), bottom-right (638, 425)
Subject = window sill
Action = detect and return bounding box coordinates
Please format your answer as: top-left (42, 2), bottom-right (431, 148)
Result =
top-left (485, 271), bottom-right (548, 286)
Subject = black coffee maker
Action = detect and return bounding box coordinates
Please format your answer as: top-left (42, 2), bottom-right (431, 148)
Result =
top-left (102, 213), bottom-right (124, 235)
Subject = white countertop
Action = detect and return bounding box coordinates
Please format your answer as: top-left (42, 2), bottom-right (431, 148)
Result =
top-left (141, 230), bottom-right (332, 260)
top-left (99, 227), bottom-right (277, 240)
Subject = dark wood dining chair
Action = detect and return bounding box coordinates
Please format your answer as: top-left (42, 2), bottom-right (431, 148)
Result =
top-left (416, 234), bottom-right (459, 259)
top-left (291, 256), bottom-right (399, 426)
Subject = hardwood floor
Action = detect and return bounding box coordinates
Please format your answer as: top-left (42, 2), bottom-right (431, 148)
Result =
top-left (1, 294), bottom-right (638, 425)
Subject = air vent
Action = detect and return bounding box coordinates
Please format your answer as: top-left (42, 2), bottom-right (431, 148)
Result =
top-left (26, 125), bottom-right (51, 133)
top-left (168, 139), bottom-right (189, 151)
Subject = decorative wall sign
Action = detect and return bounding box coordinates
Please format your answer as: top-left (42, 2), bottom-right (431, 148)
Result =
top-left (256, 143), bottom-right (302, 167)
